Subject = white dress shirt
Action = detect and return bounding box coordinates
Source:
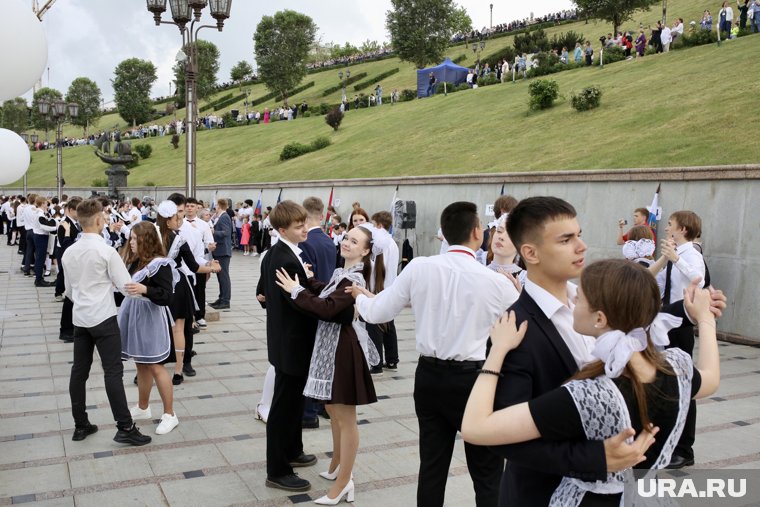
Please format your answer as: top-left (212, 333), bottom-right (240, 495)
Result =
top-left (185, 216), bottom-right (215, 247)
top-left (127, 207), bottom-right (142, 224)
top-left (356, 245), bottom-right (520, 361)
top-left (23, 205), bottom-right (37, 230)
top-left (523, 278), bottom-right (596, 369)
top-left (62, 233), bottom-right (132, 328)
top-left (31, 208), bottom-right (57, 235)
top-left (279, 236), bottom-right (306, 270)
top-left (15, 204), bottom-right (26, 226)
top-left (179, 219), bottom-right (207, 269)
top-left (656, 241), bottom-right (705, 303)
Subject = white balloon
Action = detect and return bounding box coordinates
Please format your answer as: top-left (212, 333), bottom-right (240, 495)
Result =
top-left (0, 129), bottom-right (31, 186)
top-left (0, 0), bottom-right (48, 101)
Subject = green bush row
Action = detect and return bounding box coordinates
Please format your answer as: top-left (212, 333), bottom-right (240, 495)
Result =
top-left (213, 93), bottom-right (247, 111)
top-left (452, 54), bottom-right (467, 64)
top-left (250, 81), bottom-right (316, 107)
top-left (199, 93), bottom-right (233, 113)
top-left (321, 72), bottom-right (368, 96)
top-left (353, 68), bottom-right (400, 91)
top-left (280, 136), bottom-right (332, 161)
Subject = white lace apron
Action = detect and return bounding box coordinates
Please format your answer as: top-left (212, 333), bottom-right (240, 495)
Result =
top-left (550, 348), bottom-right (694, 507)
top-left (167, 233), bottom-right (200, 311)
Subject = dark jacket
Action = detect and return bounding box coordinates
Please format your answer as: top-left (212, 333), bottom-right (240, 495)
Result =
top-left (57, 216), bottom-right (80, 256)
top-left (212, 212), bottom-right (233, 258)
top-left (256, 241), bottom-right (318, 376)
top-left (299, 228), bottom-right (337, 284)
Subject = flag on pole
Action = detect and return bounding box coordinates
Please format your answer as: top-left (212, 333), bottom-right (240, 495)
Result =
top-left (388, 185), bottom-right (399, 234)
top-left (276, 188), bottom-right (283, 204)
top-left (647, 183), bottom-right (662, 236)
top-left (500, 182), bottom-right (505, 196)
top-left (254, 189), bottom-right (263, 215)
top-left (324, 186), bottom-right (334, 233)
top-left (211, 189), bottom-right (218, 210)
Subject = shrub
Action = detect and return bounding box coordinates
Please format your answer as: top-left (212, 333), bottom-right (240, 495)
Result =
top-left (452, 54), bottom-right (467, 64)
top-left (598, 45), bottom-right (626, 65)
top-left (483, 45), bottom-right (517, 71)
top-left (479, 74), bottom-right (499, 87)
top-left (401, 89), bottom-right (416, 101)
top-left (310, 136), bottom-right (331, 150)
top-left (319, 103), bottom-right (332, 115)
top-left (144, 181), bottom-right (156, 187)
top-left (514, 29), bottom-right (550, 54)
top-left (222, 112), bottom-right (239, 128)
top-left (679, 29), bottom-right (719, 47)
top-left (325, 108), bottom-right (344, 131)
top-left (303, 110), bottom-right (312, 118)
top-left (321, 72), bottom-right (368, 96)
top-left (456, 83), bottom-right (471, 92)
top-left (550, 30), bottom-right (585, 52)
top-left (571, 86), bottom-right (603, 111)
top-left (280, 142), bottom-right (312, 161)
top-left (213, 93), bottom-right (246, 111)
top-left (133, 144), bottom-right (153, 160)
top-left (91, 177), bottom-right (108, 187)
top-left (528, 79), bottom-right (559, 110)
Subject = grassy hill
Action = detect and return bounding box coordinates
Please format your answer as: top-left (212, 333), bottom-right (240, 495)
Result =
top-left (15, 0), bottom-right (759, 188)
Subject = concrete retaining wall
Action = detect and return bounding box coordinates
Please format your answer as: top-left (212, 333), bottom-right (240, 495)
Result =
top-left (6, 165), bottom-right (758, 343)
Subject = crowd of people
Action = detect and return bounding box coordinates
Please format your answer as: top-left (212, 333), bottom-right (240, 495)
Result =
top-left (451, 9), bottom-right (579, 44)
top-left (0, 189), bottom-right (728, 505)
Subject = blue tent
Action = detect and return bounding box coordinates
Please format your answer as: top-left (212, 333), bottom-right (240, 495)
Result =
top-left (416, 58), bottom-right (469, 98)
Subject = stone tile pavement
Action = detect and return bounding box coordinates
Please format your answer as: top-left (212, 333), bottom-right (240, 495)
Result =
top-left (0, 243), bottom-right (758, 506)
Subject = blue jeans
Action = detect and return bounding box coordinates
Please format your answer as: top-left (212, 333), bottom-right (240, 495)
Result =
top-left (752, 14), bottom-right (760, 32)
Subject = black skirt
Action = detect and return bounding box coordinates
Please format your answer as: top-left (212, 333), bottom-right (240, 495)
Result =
top-left (329, 330), bottom-right (377, 406)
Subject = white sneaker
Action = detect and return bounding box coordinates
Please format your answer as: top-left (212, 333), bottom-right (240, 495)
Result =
top-left (251, 252), bottom-right (259, 257)
top-left (243, 252), bottom-right (249, 256)
top-left (156, 412), bottom-right (179, 434)
top-left (130, 405), bottom-right (152, 420)
top-left (197, 319), bottom-right (207, 328)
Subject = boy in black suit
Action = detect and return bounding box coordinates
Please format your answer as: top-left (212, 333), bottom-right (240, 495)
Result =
top-left (256, 200), bottom-right (319, 492)
top-left (57, 197), bottom-right (82, 342)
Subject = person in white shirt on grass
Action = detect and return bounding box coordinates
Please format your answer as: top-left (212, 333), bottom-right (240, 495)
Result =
top-left (63, 198), bottom-right (152, 446)
top-left (350, 201), bottom-right (519, 507)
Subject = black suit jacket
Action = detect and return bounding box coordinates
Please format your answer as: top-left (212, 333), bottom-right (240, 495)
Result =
top-left (492, 289), bottom-right (695, 506)
top-left (57, 217), bottom-right (79, 257)
top-left (256, 241), bottom-right (318, 376)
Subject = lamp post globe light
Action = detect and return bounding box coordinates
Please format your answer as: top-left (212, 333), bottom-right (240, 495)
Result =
top-left (38, 98), bottom-right (78, 200)
top-left (145, 0), bottom-right (233, 198)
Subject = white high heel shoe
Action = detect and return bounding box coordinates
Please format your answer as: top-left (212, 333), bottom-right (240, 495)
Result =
top-left (319, 464), bottom-right (340, 480)
top-left (314, 479), bottom-right (354, 505)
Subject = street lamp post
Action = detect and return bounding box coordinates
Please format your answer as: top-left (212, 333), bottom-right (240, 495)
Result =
top-left (338, 68), bottom-right (351, 104)
top-left (490, 4), bottom-right (494, 31)
top-left (146, 0), bottom-right (232, 198)
top-left (38, 99), bottom-right (78, 200)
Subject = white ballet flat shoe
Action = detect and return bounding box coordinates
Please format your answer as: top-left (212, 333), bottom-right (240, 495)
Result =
top-left (313, 479), bottom-right (354, 504)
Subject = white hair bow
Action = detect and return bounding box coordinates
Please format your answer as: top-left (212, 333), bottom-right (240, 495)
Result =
top-left (622, 238), bottom-right (655, 260)
top-left (157, 200), bottom-right (178, 219)
top-left (359, 223), bottom-right (391, 260)
top-left (591, 312), bottom-right (682, 378)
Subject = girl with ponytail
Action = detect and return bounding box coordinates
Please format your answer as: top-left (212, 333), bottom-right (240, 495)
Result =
top-left (462, 259), bottom-right (720, 506)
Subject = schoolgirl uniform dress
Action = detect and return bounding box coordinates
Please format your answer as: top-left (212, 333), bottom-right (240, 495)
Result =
top-left (487, 261), bottom-right (528, 286)
top-left (119, 258), bottom-right (177, 363)
top-left (525, 314), bottom-right (697, 506)
top-left (289, 263), bottom-right (379, 405)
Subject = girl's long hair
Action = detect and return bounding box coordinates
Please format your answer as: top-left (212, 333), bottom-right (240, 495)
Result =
top-left (156, 214), bottom-right (174, 253)
top-left (121, 221), bottom-right (166, 271)
top-left (571, 259), bottom-right (674, 429)
top-left (355, 227), bottom-right (385, 294)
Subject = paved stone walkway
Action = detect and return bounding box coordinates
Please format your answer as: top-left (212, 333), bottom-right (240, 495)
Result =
top-left (0, 242), bottom-right (758, 506)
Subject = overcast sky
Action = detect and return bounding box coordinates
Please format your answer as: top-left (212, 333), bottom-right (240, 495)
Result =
top-left (32, 0), bottom-right (574, 103)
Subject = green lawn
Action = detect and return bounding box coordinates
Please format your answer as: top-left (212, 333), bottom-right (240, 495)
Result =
top-left (15, 0), bottom-right (755, 188)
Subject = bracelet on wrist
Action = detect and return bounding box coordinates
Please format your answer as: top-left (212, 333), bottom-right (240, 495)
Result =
top-left (479, 369), bottom-right (503, 378)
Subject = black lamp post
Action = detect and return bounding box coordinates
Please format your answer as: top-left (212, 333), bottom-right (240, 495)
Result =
top-left (490, 4), bottom-right (494, 31)
top-left (145, 0), bottom-right (232, 198)
top-left (38, 99), bottom-right (78, 200)
top-left (338, 68), bottom-right (351, 103)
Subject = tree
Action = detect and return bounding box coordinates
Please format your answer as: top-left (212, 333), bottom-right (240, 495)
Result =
top-left (360, 39), bottom-right (381, 53)
top-left (230, 60), bottom-right (253, 84)
top-left (174, 39), bottom-right (220, 107)
top-left (386, 0), bottom-right (465, 69)
top-left (112, 58), bottom-right (157, 127)
top-left (254, 10), bottom-right (317, 101)
top-left (573, 0), bottom-right (659, 36)
top-left (65, 77), bottom-right (102, 136)
top-left (0, 97), bottom-right (29, 134)
top-left (31, 87), bottom-right (63, 135)
top-left (451, 6), bottom-right (473, 35)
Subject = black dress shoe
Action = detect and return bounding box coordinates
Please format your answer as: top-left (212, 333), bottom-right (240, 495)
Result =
top-left (210, 302), bottom-right (230, 310)
top-left (59, 332), bottom-right (74, 343)
top-left (265, 474), bottom-right (311, 492)
top-left (208, 299), bottom-right (220, 307)
top-left (384, 362), bottom-right (398, 370)
top-left (172, 373), bottom-right (184, 385)
top-left (113, 423), bottom-right (152, 446)
top-left (302, 417), bottom-right (319, 429)
top-left (72, 423), bottom-right (98, 441)
top-left (666, 454), bottom-right (695, 469)
top-left (289, 453), bottom-right (318, 467)
top-left (191, 326), bottom-right (200, 334)
top-left (182, 364), bottom-right (196, 377)
top-left (35, 280), bottom-right (56, 287)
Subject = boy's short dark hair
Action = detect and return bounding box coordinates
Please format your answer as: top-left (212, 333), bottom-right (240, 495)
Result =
top-left (670, 210), bottom-right (702, 241)
top-left (66, 197), bottom-right (82, 211)
top-left (440, 201), bottom-right (479, 246)
top-left (634, 207), bottom-right (649, 217)
top-left (167, 192), bottom-right (187, 206)
top-left (507, 196), bottom-right (577, 249)
top-left (338, 223), bottom-right (347, 230)
top-left (372, 211), bottom-right (393, 230)
top-left (270, 200), bottom-right (307, 231)
top-left (186, 197), bottom-right (199, 205)
top-left (131, 197), bottom-right (141, 207)
top-left (77, 199), bottom-right (104, 228)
